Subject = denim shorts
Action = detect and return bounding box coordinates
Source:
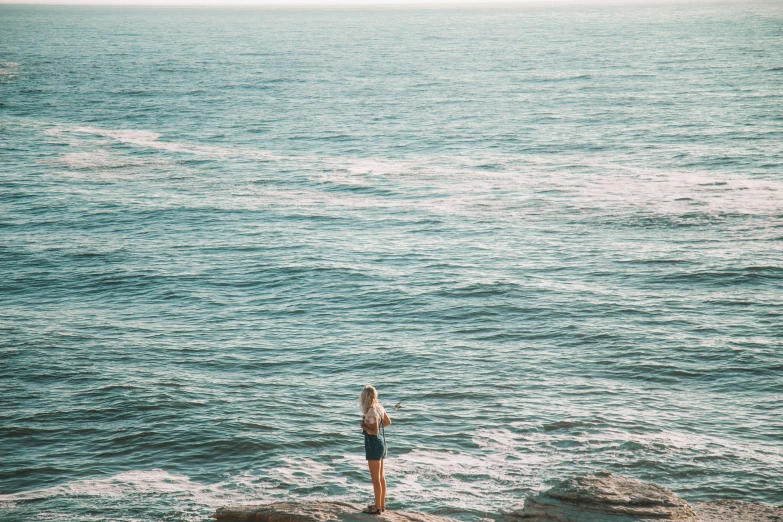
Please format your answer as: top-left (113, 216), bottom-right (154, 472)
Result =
top-left (364, 431), bottom-right (387, 460)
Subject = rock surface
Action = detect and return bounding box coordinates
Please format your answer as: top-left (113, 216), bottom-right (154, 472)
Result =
top-left (213, 501), bottom-right (459, 522)
top-left (213, 476), bottom-right (783, 522)
top-left (512, 472), bottom-right (698, 521)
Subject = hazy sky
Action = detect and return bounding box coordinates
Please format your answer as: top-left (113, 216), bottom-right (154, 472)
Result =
top-left (0, 0), bottom-right (729, 5)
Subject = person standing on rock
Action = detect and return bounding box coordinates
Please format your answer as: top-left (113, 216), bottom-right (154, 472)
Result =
top-left (360, 385), bottom-right (392, 514)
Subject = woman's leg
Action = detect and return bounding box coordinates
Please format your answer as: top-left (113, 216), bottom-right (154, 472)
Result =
top-left (367, 460), bottom-right (382, 510)
top-left (379, 459), bottom-right (386, 511)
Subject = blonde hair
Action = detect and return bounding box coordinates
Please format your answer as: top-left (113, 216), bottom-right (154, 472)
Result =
top-left (360, 385), bottom-right (382, 415)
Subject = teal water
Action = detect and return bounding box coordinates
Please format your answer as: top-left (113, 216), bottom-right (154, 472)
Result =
top-left (1, 3), bottom-right (782, 520)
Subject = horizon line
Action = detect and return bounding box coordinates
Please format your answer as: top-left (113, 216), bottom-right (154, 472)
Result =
top-left (0, 0), bottom-right (754, 6)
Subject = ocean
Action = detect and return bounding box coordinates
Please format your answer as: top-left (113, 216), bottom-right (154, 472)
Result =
top-left (1, 3), bottom-right (782, 520)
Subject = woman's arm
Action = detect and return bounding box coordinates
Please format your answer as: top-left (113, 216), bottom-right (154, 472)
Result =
top-left (382, 411), bottom-right (392, 428)
top-left (361, 416), bottom-right (379, 435)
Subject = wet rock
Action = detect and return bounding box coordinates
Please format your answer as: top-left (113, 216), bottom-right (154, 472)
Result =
top-left (213, 500), bottom-right (459, 522)
top-left (213, 477), bottom-right (783, 522)
top-left (512, 472), bottom-right (698, 521)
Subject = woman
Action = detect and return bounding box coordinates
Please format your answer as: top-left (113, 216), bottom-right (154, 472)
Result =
top-left (360, 385), bottom-right (391, 514)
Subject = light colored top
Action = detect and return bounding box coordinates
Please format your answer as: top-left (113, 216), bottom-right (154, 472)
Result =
top-left (363, 405), bottom-right (386, 427)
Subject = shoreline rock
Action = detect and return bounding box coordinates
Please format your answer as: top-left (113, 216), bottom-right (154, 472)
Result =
top-left (512, 472), bottom-right (697, 520)
top-left (212, 500), bottom-right (459, 522)
top-left (508, 472), bottom-right (782, 522)
top-left (213, 473), bottom-right (782, 522)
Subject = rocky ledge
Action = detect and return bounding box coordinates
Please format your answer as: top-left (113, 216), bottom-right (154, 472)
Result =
top-left (508, 472), bottom-right (782, 522)
top-left (213, 500), bottom-right (458, 522)
top-left (511, 472), bottom-right (697, 521)
top-left (214, 473), bottom-right (782, 522)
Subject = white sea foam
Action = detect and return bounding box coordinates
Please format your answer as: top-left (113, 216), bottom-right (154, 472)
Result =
top-left (314, 153), bottom-right (783, 221)
top-left (72, 126), bottom-right (280, 161)
top-left (0, 61), bottom-right (20, 78)
top-left (75, 127), bottom-right (163, 144)
top-left (56, 151), bottom-right (146, 171)
top-left (27, 119), bottom-right (783, 222)
top-left (0, 470), bottom-right (203, 502)
top-left (473, 423), bottom-right (783, 474)
top-left (0, 469), bottom-right (266, 515)
top-left (1, 428), bottom-right (780, 517)
top-left (267, 457), bottom-right (349, 488)
top-left (383, 449), bottom-right (519, 512)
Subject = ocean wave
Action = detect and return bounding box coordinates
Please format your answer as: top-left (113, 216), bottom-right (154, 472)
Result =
top-left (0, 469), bottom-right (223, 504)
top-left (267, 458), bottom-right (349, 489)
top-left (435, 281), bottom-right (521, 298)
top-left (523, 74), bottom-right (592, 82)
top-left (19, 117), bottom-right (783, 223)
top-left (18, 422), bottom-right (774, 519)
top-left (52, 151), bottom-right (160, 172)
top-left (0, 61), bottom-right (20, 80)
top-left (0, 469), bottom-right (272, 522)
top-left (58, 126), bottom-right (282, 162)
top-left (657, 266), bottom-right (783, 285)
